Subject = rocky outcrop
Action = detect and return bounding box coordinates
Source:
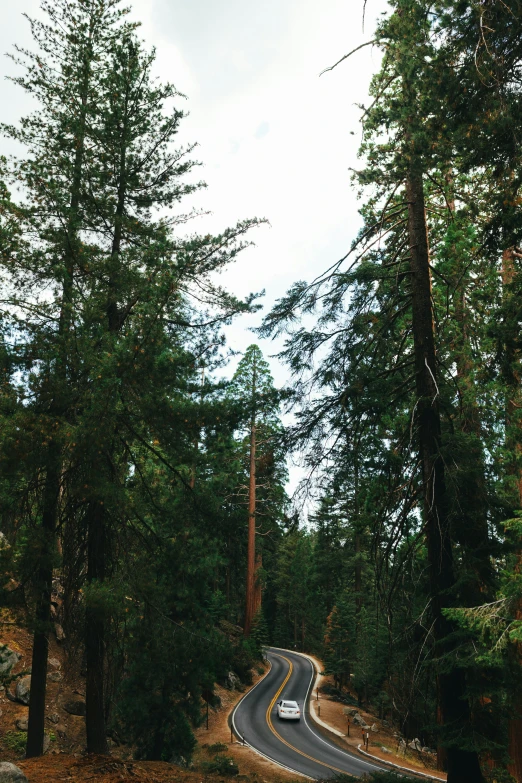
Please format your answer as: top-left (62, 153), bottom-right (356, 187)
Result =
top-left (15, 676), bottom-right (31, 705)
top-left (0, 762), bottom-right (28, 783)
top-left (0, 646), bottom-right (21, 676)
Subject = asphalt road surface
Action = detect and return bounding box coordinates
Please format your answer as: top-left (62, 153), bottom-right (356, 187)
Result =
top-left (232, 647), bottom-right (387, 779)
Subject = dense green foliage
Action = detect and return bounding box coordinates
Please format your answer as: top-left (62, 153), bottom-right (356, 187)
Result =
top-left (261, 0), bottom-right (522, 779)
top-left (1, 0), bottom-right (522, 779)
top-left (0, 0), bottom-right (286, 763)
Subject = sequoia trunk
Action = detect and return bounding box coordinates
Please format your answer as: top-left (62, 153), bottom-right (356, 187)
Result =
top-left (406, 168), bottom-right (483, 783)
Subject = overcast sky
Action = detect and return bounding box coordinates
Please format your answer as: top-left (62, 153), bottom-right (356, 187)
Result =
top-left (1, 0), bottom-right (389, 494)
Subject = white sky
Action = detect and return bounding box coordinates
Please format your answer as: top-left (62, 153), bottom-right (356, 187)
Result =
top-left (1, 0), bottom-right (390, 495)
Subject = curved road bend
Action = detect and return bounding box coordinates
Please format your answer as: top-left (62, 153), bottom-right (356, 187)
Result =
top-left (232, 647), bottom-right (386, 779)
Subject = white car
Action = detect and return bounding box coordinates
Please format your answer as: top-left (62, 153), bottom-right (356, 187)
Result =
top-left (276, 700), bottom-right (301, 720)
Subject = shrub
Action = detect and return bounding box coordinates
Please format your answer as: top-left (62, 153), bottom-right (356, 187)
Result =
top-left (201, 754), bottom-right (239, 776)
top-left (2, 731), bottom-right (26, 755)
top-left (207, 742), bottom-right (228, 753)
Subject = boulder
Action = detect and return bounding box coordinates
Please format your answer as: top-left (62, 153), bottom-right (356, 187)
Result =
top-left (408, 738), bottom-right (422, 751)
top-left (352, 713), bottom-right (370, 729)
top-left (15, 717), bottom-right (28, 731)
top-left (63, 697), bottom-right (86, 716)
top-left (347, 708), bottom-right (359, 716)
top-left (48, 713), bottom-right (60, 724)
top-left (47, 671), bottom-right (62, 682)
top-left (225, 671), bottom-right (241, 690)
top-left (48, 657), bottom-right (61, 670)
top-left (0, 763), bottom-right (28, 783)
top-left (370, 723), bottom-right (378, 732)
top-left (381, 746), bottom-right (391, 754)
top-left (54, 624), bottom-right (65, 642)
top-left (0, 646), bottom-right (21, 676)
top-left (56, 724), bottom-right (67, 739)
top-left (15, 676), bottom-right (31, 705)
top-left (43, 733), bottom-right (50, 753)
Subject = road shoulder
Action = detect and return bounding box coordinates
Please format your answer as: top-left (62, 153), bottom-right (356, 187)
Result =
top-left (297, 651), bottom-right (447, 782)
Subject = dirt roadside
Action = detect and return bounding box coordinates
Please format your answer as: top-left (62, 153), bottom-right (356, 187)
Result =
top-left (303, 652), bottom-right (446, 781)
top-left (9, 659), bottom-right (305, 783)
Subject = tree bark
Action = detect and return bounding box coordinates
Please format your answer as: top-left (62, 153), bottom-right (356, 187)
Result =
top-left (244, 417), bottom-right (256, 637)
top-left (26, 451), bottom-right (60, 757)
top-left (85, 502), bottom-right (109, 754)
top-left (254, 551), bottom-right (262, 617)
top-left (406, 168), bottom-right (483, 783)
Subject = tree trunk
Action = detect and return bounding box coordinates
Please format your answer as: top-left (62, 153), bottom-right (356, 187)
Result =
top-left (244, 417), bottom-right (256, 636)
top-left (83, 71), bottom-right (130, 753)
top-left (501, 247), bottom-right (522, 781)
top-left (254, 551), bottom-right (262, 617)
top-left (446, 173), bottom-right (492, 604)
top-left (354, 534), bottom-right (362, 613)
top-left (25, 41), bottom-right (93, 756)
top-left (406, 168), bottom-right (483, 783)
top-left (26, 450), bottom-right (61, 757)
top-left (85, 502), bottom-right (109, 754)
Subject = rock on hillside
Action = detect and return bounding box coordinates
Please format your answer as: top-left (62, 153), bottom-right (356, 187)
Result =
top-left (0, 647), bottom-right (21, 676)
top-left (0, 762), bottom-right (28, 783)
top-left (14, 677), bottom-right (31, 706)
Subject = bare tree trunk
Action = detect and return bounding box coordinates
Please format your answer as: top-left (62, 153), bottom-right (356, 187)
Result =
top-left (406, 168), bottom-right (483, 783)
top-left (254, 551), bottom-right (262, 617)
top-left (244, 418), bottom-right (256, 636)
top-left (26, 452), bottom-right (61, 757)
top-left (85, 502), bottom-right (109, 754)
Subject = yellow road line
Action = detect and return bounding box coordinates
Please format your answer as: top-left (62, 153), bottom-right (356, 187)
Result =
top-left (266, 653), bottom-right (348, 776)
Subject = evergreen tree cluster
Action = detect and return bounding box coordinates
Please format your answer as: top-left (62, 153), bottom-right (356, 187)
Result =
top-left (1, 1), bottom-right (522, 781)
top-left (261, 1), bottom-right (522, 781)
top-left (0, 0), bottom-right (289, 763)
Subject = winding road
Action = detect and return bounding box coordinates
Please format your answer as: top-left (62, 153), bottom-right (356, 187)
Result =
top-left (231, 647), bottom-right (387, 779)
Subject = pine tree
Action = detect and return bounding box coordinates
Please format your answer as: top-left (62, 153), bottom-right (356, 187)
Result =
top-left (260, 1), bottom-right (517, 777)
top-left (6, 0), bottom-right (264, 754)
top-left (3, 0), bottom-right (135, 756)
top-left (228, 344), bottom-right (286, 636)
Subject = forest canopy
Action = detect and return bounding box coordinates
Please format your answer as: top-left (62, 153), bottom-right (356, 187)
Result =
top-left (0, 1), bottom-right (521, 782)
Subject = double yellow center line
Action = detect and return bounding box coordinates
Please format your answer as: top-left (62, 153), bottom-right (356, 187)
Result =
top-left (265, 653), bottom-right (347, 776)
